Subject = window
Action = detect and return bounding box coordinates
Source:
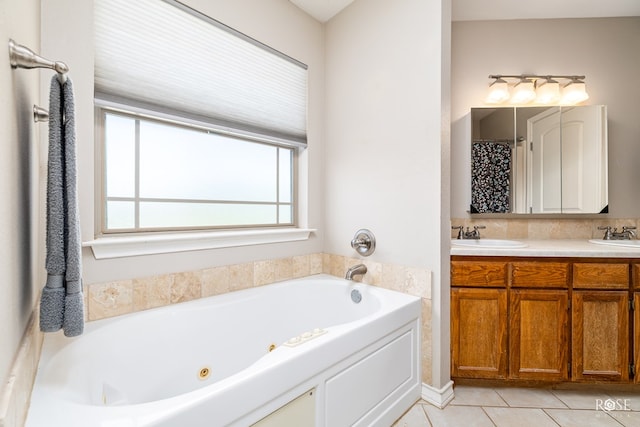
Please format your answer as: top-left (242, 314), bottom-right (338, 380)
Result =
top-left (99, 109), bottom-right (295, 233)
top-left (93, 0), bottom-right (307, 236)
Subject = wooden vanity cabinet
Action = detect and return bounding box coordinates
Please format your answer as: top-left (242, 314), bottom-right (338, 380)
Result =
top-left (452, 257), bottom-right (637, 384)
top-left (508, 262), bottom-right (569, 381)
top-left (572, 263), bottom-right (630, 382)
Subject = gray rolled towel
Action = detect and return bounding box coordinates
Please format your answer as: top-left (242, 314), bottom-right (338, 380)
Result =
top-left (40, 76), bottom-right (65, 333)
top-left (40, 275), bottom-right (65, 332)
top-left (63, 292), bottom-right (84, 337)
top-left (61, 77), bottom-right (84, 337)
top-left (40, 75), bottom-right (84, 336)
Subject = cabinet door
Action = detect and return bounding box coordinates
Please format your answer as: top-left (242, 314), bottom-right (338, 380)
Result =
top-left (509, 289), bottom-right (569, 380)
top-left (572, 291), bottom-right (629, 382)
top-left (451, 288), bottom-right (507, 379)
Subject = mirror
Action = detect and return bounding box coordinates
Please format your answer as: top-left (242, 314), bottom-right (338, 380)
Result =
top-left (470, 105), bottom-right (608, 214)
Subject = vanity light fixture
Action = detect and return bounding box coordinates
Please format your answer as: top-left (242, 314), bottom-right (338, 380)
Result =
top-left (487, 74), bottom-right (588, 106)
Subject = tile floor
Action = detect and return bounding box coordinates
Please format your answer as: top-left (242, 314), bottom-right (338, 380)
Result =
top-left (393, 385), bottom-right (640, 427)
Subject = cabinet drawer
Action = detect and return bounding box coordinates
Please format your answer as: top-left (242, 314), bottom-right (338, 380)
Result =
top-left (511, 262), bottom-right (569, 288)
top-left (573, 263), bottom-right (629, 290)
top-left (451, 261), bottom-right (507, 287)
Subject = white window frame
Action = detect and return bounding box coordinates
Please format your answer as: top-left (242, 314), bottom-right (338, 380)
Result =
top-left (96, 105), bottom-right (297, 233)
top-left (85, 103), bottom-right (313, 259)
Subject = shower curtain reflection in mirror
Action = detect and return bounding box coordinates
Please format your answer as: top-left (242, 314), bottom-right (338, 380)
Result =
top-left (471, 140), bottom-right (512, 213)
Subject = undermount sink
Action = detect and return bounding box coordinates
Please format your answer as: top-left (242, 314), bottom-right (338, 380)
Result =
top-left (451, 239), bottom-right (528, 249)
top-left (588, 239), bottom-right (640, 248)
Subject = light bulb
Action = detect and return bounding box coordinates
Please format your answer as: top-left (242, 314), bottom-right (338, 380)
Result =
top-left (561, 79), bottom-right (589, 104)
top-left (485, 78), bottom-right (510, 104)
top-left (511, 79), bottom-right (536, 104)
top-left (535, 78), bottom-right (560, 104)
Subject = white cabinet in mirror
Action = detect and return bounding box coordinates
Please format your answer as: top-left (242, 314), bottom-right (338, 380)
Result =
top-left (470, 105), bottom-right (608, 215)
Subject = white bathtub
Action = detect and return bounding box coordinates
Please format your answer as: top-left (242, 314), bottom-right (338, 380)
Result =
top-left (26, 274), bottom-right (421, 426)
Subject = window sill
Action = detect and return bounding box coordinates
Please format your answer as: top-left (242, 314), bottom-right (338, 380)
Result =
top-left (83, 228), bottom-right (316, 259)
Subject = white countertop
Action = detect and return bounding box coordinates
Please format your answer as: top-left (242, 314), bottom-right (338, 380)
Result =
top-left (450, 239), bottom-right (640, 258)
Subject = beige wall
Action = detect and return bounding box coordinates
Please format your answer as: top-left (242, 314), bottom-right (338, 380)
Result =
top-left (324, 0), bottom-right (451, 390)
top-left (451, 17), bottom-right (640, 219)
top-left (0, 0), bottom-right (43, 400)
top-left (0, 1), bottom-right (46, 426)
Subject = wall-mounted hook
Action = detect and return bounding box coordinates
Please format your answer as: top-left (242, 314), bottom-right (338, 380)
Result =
top-left (351, 229), bottom-right (376, 257)
top-left (33, 105), bottom-right (49, 123)
top-left (9, 39), bottom-right (68, 83)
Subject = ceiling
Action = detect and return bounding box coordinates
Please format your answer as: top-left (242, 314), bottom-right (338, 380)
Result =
top-left (453, 0), bottom-right (640, 21)
top-left (288, 0), bottom-right (356, 23)
top-left (289, 0), bottom-right (640, 23)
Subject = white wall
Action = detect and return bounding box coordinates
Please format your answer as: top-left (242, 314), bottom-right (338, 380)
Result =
top-left (40, 0), bottom-right (325, 284)
top-left (0, 0), bottom-right (43, 389)
top-left (451, 17), bottom-right (640, 218)
top-left (324, 0), bottom-right (451, 388)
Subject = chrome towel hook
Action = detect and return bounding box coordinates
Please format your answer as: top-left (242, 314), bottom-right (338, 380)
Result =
top-left (9, 39), bottom-right (69, 83)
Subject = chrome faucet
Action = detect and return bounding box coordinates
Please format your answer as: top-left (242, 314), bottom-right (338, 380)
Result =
top-left (345, 264), bottom-right (367, 280)
top-left (452, 225), bottom-right (486, 240)
top-left (598, 226), bottom-right (636, 240)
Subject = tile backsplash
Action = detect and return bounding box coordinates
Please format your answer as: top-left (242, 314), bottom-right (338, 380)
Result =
top-left (87, 254), bottom-right (321, 321)
top-left (450, 218), bottom-right (640, 240)
top-left (86, 253), bottom-right (431, 322)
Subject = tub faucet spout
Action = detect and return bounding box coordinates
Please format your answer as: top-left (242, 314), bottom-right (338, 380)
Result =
top-left (345, 264), bottom-right (367, 280)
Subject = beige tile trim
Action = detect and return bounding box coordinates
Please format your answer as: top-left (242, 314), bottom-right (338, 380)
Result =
top-left (86, 253), bottom-right (433, 321)
top-left (0, 309), bottom-right (44, 427)
top-left (450, 218), bottom-right (640, 240)
top-left (87, 253), bottom-right (324, 321)
top-left (85, 253), bottom-right (431, 321)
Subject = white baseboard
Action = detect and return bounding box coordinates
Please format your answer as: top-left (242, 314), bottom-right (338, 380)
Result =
top-left (421, 381), bottom-right (454, 408)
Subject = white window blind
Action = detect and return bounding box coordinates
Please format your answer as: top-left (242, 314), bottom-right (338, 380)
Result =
top-left (94, 0), bottom-right (308, 146)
